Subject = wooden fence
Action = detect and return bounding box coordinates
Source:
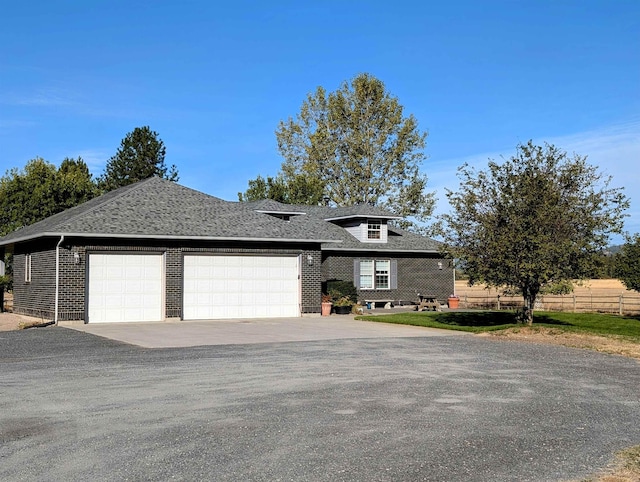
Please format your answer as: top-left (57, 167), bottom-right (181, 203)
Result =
top-left (457, 292), bottom-right (640, 315)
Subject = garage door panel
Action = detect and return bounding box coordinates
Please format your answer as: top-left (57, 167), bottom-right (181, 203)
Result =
top-left (88, 254), bottom-right (163, 323)
top-left (183, 255), bottom-right (300, 320)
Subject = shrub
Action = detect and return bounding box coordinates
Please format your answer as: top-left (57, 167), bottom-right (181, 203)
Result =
top-left (326, 280), bottom-right (358, 304)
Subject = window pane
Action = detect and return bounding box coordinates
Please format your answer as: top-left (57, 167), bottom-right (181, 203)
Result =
top-left (360, 260), bottom-right (374, 274)
top-left (360, 275), bottom-right (373, 289)
top-left (375, 260), bottom-right (389, 289)
top-left (360, 260), bottom-right (374, 289)
top-left (367, 220), bottom-right (381, 239)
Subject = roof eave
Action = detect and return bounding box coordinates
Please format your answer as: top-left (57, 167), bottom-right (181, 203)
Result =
top-left (255, 210), bottom-right (307, 216)
top-left (324, 214), bottom-right (403, 222)
top-left (322, 246), bottom-right (440, 254)
top-left (0, 232), bottom-right (342, 246)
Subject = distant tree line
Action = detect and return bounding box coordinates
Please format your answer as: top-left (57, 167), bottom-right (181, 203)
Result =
top-left (0, 126), bottom-right (177, 238)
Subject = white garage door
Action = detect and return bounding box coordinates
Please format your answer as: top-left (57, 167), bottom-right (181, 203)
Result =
top-left (183, 255), bottom-right (300, 320)
top-left (88, 253), bottom-right (164, 323)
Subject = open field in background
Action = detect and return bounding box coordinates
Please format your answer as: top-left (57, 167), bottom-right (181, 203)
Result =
top-left (455, 279), bottom-right (640, 314)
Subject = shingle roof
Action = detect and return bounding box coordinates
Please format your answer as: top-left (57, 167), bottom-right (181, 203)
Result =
top-left (287, 215), bottom-right (440, 252)
top-left (244, 199), bottom-right (400, 219)
top-left (0, 177), bottom-right (339, 246)
top-left (244, 199), bottom-right (440, 253)
top-left (0, 177), bottom-right (440, 253)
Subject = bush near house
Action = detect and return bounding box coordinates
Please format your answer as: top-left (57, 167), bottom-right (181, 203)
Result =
top-left (326, 280), bottom-right (358, 304)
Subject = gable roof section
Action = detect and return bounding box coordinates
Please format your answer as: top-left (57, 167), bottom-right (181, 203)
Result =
top-left (0, 177), bottom-right (339, 246)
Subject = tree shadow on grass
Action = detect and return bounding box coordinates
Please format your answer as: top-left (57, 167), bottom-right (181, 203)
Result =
top-left (430, 311), bottom-right (516, 327)
top-left (430, 311), bottom-right (574, 328)
top-left (622, 315), bottom-right (640, 322)
top-left (532, 314), bottom-right (572, 326)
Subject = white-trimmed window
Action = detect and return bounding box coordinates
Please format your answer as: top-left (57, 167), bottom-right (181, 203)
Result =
top-left (375, 260), bottom-right (390, 289)
top-left (355, 259), bottom-right (397, 290)
top-left (359, 260), bottom-right (374, 289)
top-left (367, 219), bottom-right (381, 240)
top-left (25, 253), bottom-right (32, 283)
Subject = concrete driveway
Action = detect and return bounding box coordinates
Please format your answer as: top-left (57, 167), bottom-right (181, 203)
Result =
top-left (1, 326), bottom-right (639, 481)
top-left (64, 315), bottom-right (468, 348)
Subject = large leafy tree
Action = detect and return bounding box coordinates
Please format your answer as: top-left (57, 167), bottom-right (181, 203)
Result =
top-left (238, 173), bottom-right (324, 205)
top-left (442, 141), bottom-right (628, 325)
top-left (240, 73), bottom-right (434, 229)
top-left (56, 157), bottom-right (100, 210)
top-left (615, 235), bottom-right (640, 292)
top-left (0, 157), bottom-right (98, 236)
top-left (99, 126), bottom-right (178, 191)
top-left (0, 157), bottom-right (98, 303)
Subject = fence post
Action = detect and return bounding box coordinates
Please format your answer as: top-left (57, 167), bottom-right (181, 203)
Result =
top-left (619, 294), bottom-right (623, 316)
top-left (497, 294), bottom-right (500, 311)
top-left (573, 294), bottom-right (576, 313)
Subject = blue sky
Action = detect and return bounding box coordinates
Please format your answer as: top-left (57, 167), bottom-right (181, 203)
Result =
top-left (1, 0), bottom-right (638, 242)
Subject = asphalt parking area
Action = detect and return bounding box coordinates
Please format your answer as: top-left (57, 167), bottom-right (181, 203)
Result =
top-left (1, 327), bottom-right (639, 481)
top-left (63, 315), bottom-right (468, 348)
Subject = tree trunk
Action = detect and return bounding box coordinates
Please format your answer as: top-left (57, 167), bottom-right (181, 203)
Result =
top-left (518, 287), bottom-right (537, 325)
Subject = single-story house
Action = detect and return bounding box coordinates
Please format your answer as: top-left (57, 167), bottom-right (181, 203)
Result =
top-left (0, 177), bottom-right (452, 323)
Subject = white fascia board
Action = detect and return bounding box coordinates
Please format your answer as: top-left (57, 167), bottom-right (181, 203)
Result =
top-left (255, 210), bottom-right (307, 216)
top-left (324, 214), bottom-right (403, 222)
top-left (0, 232), bottom-right (343, 245)
top-left (322, 246), bottom-right (440, 254)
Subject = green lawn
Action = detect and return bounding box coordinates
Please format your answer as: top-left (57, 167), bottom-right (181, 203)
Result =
top-left (356, 311), bottom-right (640, 339)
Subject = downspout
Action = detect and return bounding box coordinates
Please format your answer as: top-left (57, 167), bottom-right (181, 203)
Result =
top-left (452, 259), bottom-right (456, 296)
top-left (54, 235), bottom-right (64, 325)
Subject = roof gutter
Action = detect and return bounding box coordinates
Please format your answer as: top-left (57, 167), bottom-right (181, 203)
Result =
top-left (323, 214), bottom-right (403, 222)
top-left (54, 235), bottom-right (64, 325)
top-left (0, 232), bottom-right (342, 246)
top-left (322, 247), bottom-right (441, 254)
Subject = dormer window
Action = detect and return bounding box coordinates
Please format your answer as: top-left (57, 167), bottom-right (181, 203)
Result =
top-left (326, 214), bottom-right (392, 243)
top-left (367, 220), bottom-right (381, 240)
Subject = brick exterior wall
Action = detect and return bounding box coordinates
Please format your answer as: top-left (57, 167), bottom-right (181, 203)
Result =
top-left (322, 251), bottom-right (454, 306)
top-left (166, 247), bottom-right (182, 318)
top-left (13, 240), bottom-right (58, 320)
top-left (12, 237), bottom-right (323, 322)
top-left (301, 249), bottom-right (322, 313)
top-left (59, 245), bottom-right (86, 320)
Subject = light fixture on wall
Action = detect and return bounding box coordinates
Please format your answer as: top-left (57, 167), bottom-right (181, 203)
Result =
top-left (437, 261), bottom-right (443, 270)
top-left (73, 252), bottom-right (80, 265)
top-left (307, 254), bottom-right (314, 266)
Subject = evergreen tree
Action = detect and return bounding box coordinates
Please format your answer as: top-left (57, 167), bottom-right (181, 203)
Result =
top-left (100, 126), bottom-right (178, 191)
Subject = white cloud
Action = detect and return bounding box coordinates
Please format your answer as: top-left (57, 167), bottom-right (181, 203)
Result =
top-left (1, 87), bottom-right (80, 108)
top-left (429, 119), bottom-right (640, 242)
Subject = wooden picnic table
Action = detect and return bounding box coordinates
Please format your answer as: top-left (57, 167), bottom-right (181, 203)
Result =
top-left (417, 294), bottom-right (441, 312)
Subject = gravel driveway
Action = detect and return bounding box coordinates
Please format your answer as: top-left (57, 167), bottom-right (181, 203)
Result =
top-left (1, 326), bottom-right (639, 481)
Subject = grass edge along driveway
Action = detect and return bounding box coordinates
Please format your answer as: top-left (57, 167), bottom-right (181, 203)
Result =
top-left (356, 310), bottom-right (640, 339)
